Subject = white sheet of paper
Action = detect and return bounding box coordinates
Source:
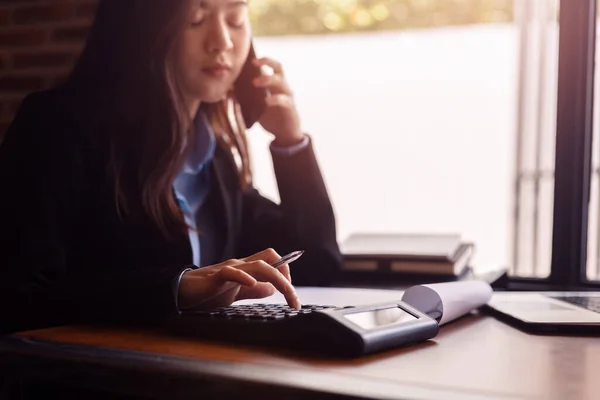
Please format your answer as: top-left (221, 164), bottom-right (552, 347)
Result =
top-left (234, 287), bottom-right (406, 307)
top-left (234, 282), bottom-right (492, 326)
top-left (401, 281), bottom-right (493, 325)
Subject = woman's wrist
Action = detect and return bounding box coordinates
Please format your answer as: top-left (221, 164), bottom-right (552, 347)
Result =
top-left (272, 132), bottom-right (305, 148)
top-left (176, 269), bottom-right (195, 311)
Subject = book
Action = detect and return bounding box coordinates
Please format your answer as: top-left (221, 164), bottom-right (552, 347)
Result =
top-left (334, 267), bottom-right (473, 289)
top-left (340, 233), bottom-right (475, 277)
top-left (342, 233), bottom-right (462, 261)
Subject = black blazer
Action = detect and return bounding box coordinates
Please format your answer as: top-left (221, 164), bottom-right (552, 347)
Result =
top-left (0, 89), bottom-right (342, 334)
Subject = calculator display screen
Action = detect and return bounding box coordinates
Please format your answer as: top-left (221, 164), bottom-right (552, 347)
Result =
top-left (344, 307), bottom-right (417, 329)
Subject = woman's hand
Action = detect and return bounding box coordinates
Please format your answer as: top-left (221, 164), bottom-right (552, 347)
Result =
top-left (252, 57), bottom-right (305, 147)
top-left (177, 248), bottom-right (300, 311)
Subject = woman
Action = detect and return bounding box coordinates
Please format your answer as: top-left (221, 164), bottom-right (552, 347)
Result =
top-left (0, 0), bottom-right (342, 334)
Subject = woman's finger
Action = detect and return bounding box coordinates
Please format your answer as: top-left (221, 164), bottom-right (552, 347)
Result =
top-left (196, 258), bottom-right (243, 275)
top-left (253, 57), bottom-right (284, 76)
top-left (221, 258), bottom-right (244, 267)
top-left (236, 282), bottom-right (277, 301)
top-left (238, 260), bottom-right (300, 309)
top-left (241, 248), bottom-right (292, 283)
top-left (214, 265), bottom-right (257, 287)
top-left (203, 266), bottom-right (258, 303)
top-left (178, 266), bottom-right (256, 310)
top-left (276, 264), bottom-right (292, 284)
top-left (265, 94), bottom-right (294, 109)
top-left (253, 74), bottom-right (291, 95)
top-left (242, 248), bottom-right (282, 265)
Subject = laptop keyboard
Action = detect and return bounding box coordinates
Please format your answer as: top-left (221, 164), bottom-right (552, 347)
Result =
top-left (551, 296), bottom-right (600, 313)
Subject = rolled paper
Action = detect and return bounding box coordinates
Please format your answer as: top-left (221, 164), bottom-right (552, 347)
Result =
top-left (402, 281), bottom-right (493, 325)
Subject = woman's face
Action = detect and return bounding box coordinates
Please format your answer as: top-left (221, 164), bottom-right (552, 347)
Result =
top-left (173, 0), bottom-right (252, 105)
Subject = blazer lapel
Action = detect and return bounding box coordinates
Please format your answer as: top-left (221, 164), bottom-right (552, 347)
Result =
top-left (211, 146), bottom-right (238, 261)
top-left (170, 188), bottom-right (195, 265)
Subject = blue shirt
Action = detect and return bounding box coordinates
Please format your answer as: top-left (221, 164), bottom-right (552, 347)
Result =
top-left (173, 110), bottom-right (216, 267)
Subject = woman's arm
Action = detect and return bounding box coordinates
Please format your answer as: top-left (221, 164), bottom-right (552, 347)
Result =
top-left (0, 92), bottom-right (185, 334)
top-left (235, 56), bottom-right (343, 286)
top-left (237, 137), bottom-right (342, 286)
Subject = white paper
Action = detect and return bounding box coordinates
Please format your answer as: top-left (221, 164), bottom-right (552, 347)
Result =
top-left (401, 281), bottom-right (492, 325)
top-left (234, 287), bottom-right (405, 307)
top-left (234, 282), bottom-right (492, 326)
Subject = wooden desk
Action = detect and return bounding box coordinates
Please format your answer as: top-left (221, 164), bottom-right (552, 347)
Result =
top-left (2, 313), bottom-right (599, 400)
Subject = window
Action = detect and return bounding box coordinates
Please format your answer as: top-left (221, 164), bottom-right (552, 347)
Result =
top-left (512, 0), bottom-right (559, 278)
top-left (586, 2), bottom-right (600, 282)
top-left (246, 0), bottom-right (599, 287)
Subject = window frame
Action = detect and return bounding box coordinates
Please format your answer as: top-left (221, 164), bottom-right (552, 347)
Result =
top-left (508, 0), bottom-right (598, 290)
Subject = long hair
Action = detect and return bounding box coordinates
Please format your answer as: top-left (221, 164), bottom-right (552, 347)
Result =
top-left (65, 0), bottom-right (252, 237)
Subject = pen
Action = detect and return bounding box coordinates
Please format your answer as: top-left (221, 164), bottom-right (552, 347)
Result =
top-left (271, 250), bottom-right (304, 268)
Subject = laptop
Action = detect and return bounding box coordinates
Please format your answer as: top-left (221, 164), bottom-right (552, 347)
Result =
top-left (484, 291), bottom-right (600, 334)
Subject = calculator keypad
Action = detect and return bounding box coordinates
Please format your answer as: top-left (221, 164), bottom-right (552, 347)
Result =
top-left (193, 304), bottom-right (337, 321)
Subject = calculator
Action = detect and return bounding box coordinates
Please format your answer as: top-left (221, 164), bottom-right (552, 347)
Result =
top-left (167, 301), bottom-right (439, 357)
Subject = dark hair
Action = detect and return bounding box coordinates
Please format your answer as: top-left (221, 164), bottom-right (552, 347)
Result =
top-left (66, 0), bottom-right (252, 237)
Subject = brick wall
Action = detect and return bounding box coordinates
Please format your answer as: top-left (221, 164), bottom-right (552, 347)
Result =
top-left (0, 0), bottom-right (98, 138)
